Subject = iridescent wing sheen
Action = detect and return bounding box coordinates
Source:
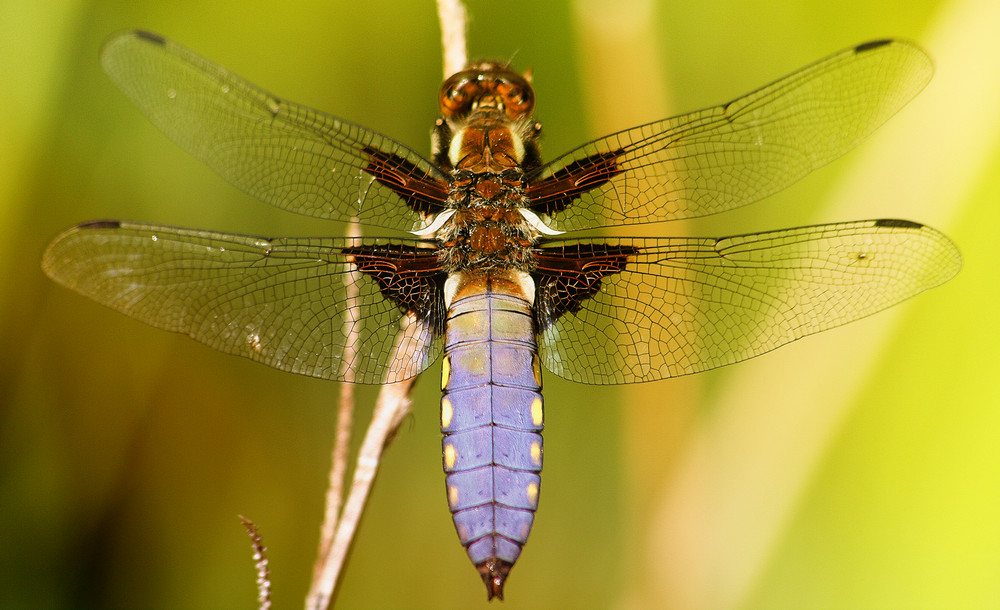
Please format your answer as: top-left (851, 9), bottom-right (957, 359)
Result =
top-left (527, 40), bottom-right (933, 231)
top-left (102, 30), bottom-right (449, 232)
top-left (42, 221), bottom-right (445, 384)
top-left (533, 220), bottom-right (961, 384)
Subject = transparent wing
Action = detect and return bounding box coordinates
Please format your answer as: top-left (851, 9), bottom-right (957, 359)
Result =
top-left (528, 40), bottom-right (933, 231)
top-left (535, 220), bottom-right (960, 384)
top-left (42, 221), bottom-right (444, 384)
top-left (102, 30), bottom-right (449, 232)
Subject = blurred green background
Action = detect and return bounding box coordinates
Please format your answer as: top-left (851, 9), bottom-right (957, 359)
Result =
top-left (2, 0), bottom-right (997, 607)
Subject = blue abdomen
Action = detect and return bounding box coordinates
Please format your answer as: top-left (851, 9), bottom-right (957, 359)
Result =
top-left (440, 271), bottom-right (543, 599)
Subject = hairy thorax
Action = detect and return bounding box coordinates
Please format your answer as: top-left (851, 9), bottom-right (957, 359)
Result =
top-left (438, 168), bottom-right (536, 271)
top-left (435, 107), bottom-right (541, 272)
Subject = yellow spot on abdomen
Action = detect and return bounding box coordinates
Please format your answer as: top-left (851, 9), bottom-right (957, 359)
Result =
top-left (448, 485), bottom-right (460, 508)
top-left (444, 443), bottom-right (457, 469)
top-left (530, 441), bottom-right (542, 467)
top-left (526, 482), bottom-right (539, 507)
top-left (441, 397), bottom-right (454, 429)
top-left (441, 356), bottom-right (451, 390)
top-left (532, 354), bottom-right (542, 387)
top-left (530, 397), bottom-right (543, 427)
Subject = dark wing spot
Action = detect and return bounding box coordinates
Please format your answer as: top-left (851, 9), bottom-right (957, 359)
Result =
top-left (874, 218), bottom-right (923, 229)
top-left (78, 220), bottom-right (122, 230)
top-left (856, 39), bottom-right (893, 53)
top-left (134, 30), bottom-right (167, 45)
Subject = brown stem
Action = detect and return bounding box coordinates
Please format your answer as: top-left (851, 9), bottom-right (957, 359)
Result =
top-left (303, 4), bottom-right (467, 608)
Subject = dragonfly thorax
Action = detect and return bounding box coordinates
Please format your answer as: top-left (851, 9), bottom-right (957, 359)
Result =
top-left (432, 68), bottom-right (546, 274)
top-left (437, 170), bottom-right (537, 272)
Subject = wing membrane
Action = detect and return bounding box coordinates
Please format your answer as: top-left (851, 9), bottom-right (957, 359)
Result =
top-left (535, 220), bottom-right (960, 384)
top-left (42, 221), bottom-right (444, 383)
top-left (101, 30), bottom-right (448, 232)
top-left (528, 40), bottom-right (933, 230)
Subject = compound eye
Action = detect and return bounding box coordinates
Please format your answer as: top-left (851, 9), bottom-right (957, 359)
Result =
top-left (498, 82), bottom-right (534, 118)
top-left (440, 77), bottom-right (477, 116)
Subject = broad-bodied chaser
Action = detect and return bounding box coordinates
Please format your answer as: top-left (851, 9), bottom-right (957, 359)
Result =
top-left (43, 32), bottom-right (960, 599)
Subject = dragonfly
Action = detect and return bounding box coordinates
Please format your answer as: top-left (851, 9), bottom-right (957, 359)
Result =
top-left (43, 31), bottom-right (960, 600)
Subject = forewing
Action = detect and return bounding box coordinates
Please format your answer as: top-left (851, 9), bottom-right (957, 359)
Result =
top-left (535, 220), bottom-right (960, 384)
top-left (527, 40), bottom-right (933, 230)
top-left (102, 30), bottom-right (449, 231)
top-left (42, 221), bottom-right (444, 384)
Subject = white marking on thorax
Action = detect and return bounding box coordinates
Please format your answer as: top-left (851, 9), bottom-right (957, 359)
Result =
top-left (448, 127), bottom-right (466, 168)
top-left (519, 208), bottom-right (564, 235)
top-left (509, 130), bottom-right (525, 163)
top-left (410, 209), bottom-right (455, 236)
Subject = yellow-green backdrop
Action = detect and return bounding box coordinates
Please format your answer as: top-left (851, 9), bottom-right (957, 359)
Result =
top-left (3, 0), bottom-right (996, 607)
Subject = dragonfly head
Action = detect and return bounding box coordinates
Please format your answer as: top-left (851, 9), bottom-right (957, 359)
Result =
top-left (440, 62), bottom-right (535, 120)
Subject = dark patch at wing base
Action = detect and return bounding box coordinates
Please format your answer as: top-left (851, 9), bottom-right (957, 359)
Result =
top-left (342, 243), bottom-right (447, 332)
top-left (532, 242), bottom-right (639, 330)
top-left (362, 147), bottom-right (450, 217)
top-left (526, 150), bottom-right (623, 216)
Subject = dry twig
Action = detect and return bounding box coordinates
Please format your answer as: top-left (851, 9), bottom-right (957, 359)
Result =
top-left (307, 218), bottom-right (360, 600)
top-left (437, 0), bottom-right (469, 77)
top-left (240, 515), bottom-right (273, 610)
top-left (303, 4), bottom-right (469, 608)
